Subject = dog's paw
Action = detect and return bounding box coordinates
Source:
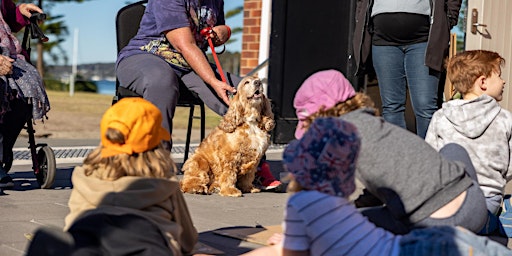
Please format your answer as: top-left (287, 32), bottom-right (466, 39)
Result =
top-left (250, 187), bottom-right (261, 193)
top-left (219, 187), bottom-right (243, 197)
top-left (181, 183), bottom-right (210, 195)
top-left (264, 120), bottom-right (275, 131)
top-left (208, 184), bottom-right (220, 194)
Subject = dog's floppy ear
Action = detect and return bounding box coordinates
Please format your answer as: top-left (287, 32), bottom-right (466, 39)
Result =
top-left (259, 95), bottom-right (275, 132)
top-left (218, 93), bottom-right (244, 133)
top-left (261, 95), bottom-right (274, 119)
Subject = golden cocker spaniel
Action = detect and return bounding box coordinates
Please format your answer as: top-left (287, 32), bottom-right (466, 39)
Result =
top-left (180, 76), bottom-right (275, 197)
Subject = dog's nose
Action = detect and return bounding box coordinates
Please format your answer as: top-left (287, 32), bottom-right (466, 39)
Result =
top-left (254, 79), bottom-right (261, 87)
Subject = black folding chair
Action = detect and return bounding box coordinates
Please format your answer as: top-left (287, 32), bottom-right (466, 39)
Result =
top-left (113, 0), bottom-right (205, 162)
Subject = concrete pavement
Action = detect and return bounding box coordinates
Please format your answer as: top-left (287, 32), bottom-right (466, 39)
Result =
top-left (4, 126), bottom-right (512, 255)
top-left (1, 129), bottom-right (289, 256)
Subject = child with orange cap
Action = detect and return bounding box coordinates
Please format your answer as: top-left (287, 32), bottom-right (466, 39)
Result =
top-left (63, 97), bottom-right (197, 255)
top-left (244, 117), bottom-right (511, 256)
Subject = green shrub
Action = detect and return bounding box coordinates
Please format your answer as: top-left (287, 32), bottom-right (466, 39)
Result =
top-left (43, 79), bottom-right (67, 91)
top-left (74, 81), bottom-right (97, 93)
top-left (43, 79), bottom-right (97, 93)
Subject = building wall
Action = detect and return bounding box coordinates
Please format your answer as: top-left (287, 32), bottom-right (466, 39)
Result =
top-left (240, 0), bottom-right (262, 76)
top-left (465, 0), bottom-right (512, 111)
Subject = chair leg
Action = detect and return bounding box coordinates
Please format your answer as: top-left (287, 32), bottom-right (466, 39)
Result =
top-left (184, 104), bottom-right (194, 163)
top-left (199, 103), bottom-right (206, 141)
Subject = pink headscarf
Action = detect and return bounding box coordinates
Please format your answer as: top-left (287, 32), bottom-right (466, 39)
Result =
top-left (293, 70), bottom-right (356, 139)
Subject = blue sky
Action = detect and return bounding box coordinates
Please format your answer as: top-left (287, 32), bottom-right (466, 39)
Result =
top-left (49, 0), bottom-right (244, 65)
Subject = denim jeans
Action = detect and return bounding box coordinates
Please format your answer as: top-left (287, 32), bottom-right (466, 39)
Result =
top-left (399, 226), bottom-right (512, 256)
top-left (372, 42), bottom-right (440, 138)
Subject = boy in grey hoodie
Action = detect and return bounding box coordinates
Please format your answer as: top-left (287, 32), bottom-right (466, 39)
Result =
top-left (425, 50), bottom-right (512, 237)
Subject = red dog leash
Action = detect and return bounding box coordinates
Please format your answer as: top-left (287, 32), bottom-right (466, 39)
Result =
top-left (200, 27), bottom-right (228, 83)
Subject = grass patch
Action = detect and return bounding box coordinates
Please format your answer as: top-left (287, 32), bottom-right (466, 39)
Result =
top-left (46, 90), bottom-right (222, 130)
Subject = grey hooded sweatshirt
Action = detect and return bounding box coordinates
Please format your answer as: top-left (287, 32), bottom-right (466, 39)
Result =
top-left (340, 108), bottom-right (472, 224)
top-left (425, 94), bottom-right (512, 199)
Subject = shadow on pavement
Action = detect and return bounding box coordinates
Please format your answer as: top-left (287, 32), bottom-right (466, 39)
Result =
top-left (199, 226), bottom-right (261, 255)
top-left (8, 166), bottom-right (74, 191)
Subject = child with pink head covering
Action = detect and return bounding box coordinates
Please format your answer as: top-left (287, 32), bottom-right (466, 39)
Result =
top-left (290, 69), bottom-right (488, 235)
top-left (243, 117), bottom-right (511, 256)
top-left (293, 69), bottom-right (356, 139)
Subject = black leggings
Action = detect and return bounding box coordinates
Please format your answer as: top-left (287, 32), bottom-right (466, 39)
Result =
top-left (0, 97), bottom-right (31, 170)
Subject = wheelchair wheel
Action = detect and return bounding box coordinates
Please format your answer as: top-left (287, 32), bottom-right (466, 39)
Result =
top-left (36, 146), bottom-right (56, 189)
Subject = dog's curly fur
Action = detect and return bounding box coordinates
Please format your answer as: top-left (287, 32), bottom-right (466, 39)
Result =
top-left (180, 76), bottom-right (275, 197)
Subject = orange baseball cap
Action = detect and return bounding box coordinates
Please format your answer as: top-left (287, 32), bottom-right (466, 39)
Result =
top-left (100, 97), bottom-right (170, 158)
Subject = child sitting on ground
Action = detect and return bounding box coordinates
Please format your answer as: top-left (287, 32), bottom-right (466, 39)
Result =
top-left (425, 50), bottom-right (512, 236)
top-left (290, 69), bottom-right (487, 235)
top-left (63, 97), bottom-right (198, 255)
top-left (244, 117), bottom-right (512, 256)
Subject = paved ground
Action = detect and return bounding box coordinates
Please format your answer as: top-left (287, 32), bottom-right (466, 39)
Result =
top-left (1, 129), bottom-right (289, 256)
top-left (3, 126), bottom-right (512, 255)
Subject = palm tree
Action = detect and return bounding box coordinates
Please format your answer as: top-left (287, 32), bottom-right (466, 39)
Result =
top-left (224, 5), bottom-right (243, 46)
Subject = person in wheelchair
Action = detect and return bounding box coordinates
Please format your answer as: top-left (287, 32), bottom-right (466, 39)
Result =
top-left (116, 0), bottom-right (281, 190)
top-left (0, 0), bottom-right (50, 189)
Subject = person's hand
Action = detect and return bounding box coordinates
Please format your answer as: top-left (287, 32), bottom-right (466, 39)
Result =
top-left (211, 79), bottom-right (236, 106)
top-left (0, 55), bottom-right (14, 76)
top-left (267, 233), bottom-right (284, 246)
top-left (211, 25), bottom-right (231, 46)
top-left (18, 3), bottom-right (43, 18)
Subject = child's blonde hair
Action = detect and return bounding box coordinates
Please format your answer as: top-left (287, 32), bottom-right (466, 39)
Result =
top-left (446, 50), bottom-right (505, 95)
top-left (300, 92), bottom-right (378, 132)
top-left (82, 128), bottom-right (176, 181)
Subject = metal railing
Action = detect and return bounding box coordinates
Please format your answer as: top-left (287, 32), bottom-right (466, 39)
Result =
top-left (245, 59), bottom-right (269, 77)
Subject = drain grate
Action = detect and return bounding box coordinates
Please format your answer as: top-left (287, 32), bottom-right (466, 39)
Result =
top-left (13, 146), bottom-right (193, 160)
top-left (13, 144), bottom-right (287, 160)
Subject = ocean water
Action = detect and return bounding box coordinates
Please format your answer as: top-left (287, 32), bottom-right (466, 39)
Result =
top-left (95, 80), bottom-right (116, 95)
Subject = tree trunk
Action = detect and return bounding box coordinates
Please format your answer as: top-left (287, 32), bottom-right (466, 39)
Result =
top-left (36, 41), bottom-right (44, 77)
top-left (36, 0), bottom-right (44, 77)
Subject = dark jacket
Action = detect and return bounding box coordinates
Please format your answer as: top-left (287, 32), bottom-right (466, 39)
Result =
top-left (352, 0), bottom-right (462, 75)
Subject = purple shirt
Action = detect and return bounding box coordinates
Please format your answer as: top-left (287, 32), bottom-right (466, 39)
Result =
top-left (117, 0), bottom-right (225, 68)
